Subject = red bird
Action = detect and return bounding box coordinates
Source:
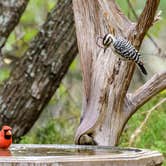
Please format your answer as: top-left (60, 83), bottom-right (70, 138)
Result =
top-left (0, 126), bottom-right (12, 149)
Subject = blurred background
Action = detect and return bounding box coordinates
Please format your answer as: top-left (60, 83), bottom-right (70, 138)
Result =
top-left (0, 0), bottom-right (165, 163)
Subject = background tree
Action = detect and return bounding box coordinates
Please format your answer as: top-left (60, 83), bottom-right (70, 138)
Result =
top-left (0, 0), bottom-right (29, 50)
top-left (73, 0), bottom-right (166, 146)
top-left (0, 0), bottom-right (77, 140)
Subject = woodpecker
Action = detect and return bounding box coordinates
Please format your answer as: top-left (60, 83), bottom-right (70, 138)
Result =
top-left (98, 33), bottom-right (147, 75)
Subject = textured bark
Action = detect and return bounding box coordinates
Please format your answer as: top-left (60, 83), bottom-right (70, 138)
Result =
top-left (0, 0), bottom-right (77, 139)
top-left (73, 0), bottom-right (162, 145)
top-left (0, 0), bottom-right (29, 49)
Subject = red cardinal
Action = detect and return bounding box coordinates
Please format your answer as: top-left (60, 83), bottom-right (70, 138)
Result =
top-left (0, 126), bottom-right (12, 149)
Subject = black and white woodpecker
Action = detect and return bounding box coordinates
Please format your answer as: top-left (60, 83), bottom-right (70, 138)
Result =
top-left (98, 33), bottom-right (147, 75)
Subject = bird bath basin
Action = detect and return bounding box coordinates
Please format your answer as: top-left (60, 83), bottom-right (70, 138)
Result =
top-left (0, 144), bottom-right (163, 166)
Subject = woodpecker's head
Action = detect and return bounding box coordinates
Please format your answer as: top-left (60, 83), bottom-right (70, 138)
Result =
top-left (102, 34), bottom-right (114, 52)
top-left (96, 33), bottom-right (115, 52)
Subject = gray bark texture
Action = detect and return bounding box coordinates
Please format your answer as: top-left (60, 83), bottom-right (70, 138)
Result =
top-left (0, 0), bottom-right (77, 140)
top-left (0, 0), bottom-right (29, 49)
top-left (73, 0), bottom-right (165, 146)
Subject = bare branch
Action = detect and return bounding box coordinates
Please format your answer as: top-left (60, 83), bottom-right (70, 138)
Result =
top-left (128, 71), bottom-right (166, 116)
top-left (129, 98), bottom-right (166, 146)
top-left (136, 0), bottom-right (160, 35)
top-left (130, 0), bottom-right (160, 48)
top-left (0, 0), bottom-right (29, 49)
top-left (127, 0), bottom-right (161, 53)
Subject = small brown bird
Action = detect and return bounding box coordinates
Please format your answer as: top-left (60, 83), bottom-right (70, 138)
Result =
top-left (0, 126), bottom-right (12, 149)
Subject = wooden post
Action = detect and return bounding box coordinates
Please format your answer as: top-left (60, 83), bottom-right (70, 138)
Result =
top-left (0, 144), bottom-right (164, 166)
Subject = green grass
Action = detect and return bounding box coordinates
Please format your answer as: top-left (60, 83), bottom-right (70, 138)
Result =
top-left (120, 91), bottom-right (166, 165)
top-left (21, 118), bottom-right (76, 144)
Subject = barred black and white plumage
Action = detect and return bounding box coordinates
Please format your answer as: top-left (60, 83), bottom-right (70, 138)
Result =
top-left (101, 34), bottom-right (147, 75)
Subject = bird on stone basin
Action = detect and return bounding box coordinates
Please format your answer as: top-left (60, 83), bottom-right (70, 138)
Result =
top-left (0, 126), bottom-right (12, 149)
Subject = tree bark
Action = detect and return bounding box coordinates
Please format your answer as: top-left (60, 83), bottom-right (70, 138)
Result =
top-left (0, 0), bottom-right (29, 50)
top-left (0, 0), bottom-right (77, 140)
top-left (73, 0), bottom-right (162, 146)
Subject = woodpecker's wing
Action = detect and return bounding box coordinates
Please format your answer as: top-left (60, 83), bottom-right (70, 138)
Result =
top-left (113, 37), bottom-right (140, 61)
top-left (112, 37), bottom-right (147, 75)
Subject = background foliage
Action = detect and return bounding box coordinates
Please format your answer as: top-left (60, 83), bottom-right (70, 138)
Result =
top-left (1, 0), bottom-right (165, 164)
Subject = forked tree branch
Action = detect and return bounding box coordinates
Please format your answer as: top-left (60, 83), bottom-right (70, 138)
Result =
top-left (128, 71), bottom-right (166, 116)
top-left (73, 0), bottom-right (161, 145)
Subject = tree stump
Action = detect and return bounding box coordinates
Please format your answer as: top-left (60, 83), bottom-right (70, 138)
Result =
top-left (0, 144), bottom-right (163, 166)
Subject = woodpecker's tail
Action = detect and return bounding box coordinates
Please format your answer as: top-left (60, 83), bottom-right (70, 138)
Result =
top-left (137, 61), bottom-right (147, 75)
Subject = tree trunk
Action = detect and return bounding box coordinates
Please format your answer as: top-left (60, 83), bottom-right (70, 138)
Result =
top-left (73, 0), bottom-right (163, 146)
top-left (0, 0), bottom-right (29, 57)
top-left (0, 0), bottom-right (77, 140)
